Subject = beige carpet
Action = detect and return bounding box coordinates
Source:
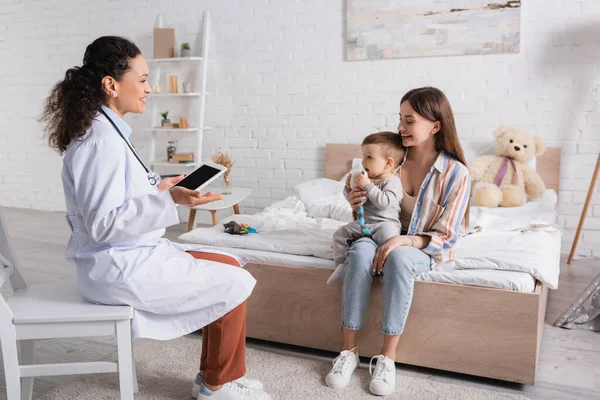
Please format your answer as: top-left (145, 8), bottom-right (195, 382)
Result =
top-left (38, 335), bottom-right (530, 400)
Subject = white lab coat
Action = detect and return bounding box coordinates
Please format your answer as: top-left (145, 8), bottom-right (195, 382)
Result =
top-left (61, 106), bottom-right (256, 340)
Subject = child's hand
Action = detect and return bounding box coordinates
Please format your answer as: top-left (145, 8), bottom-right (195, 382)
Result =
top-left (345, 173), bottom-right (352, 189)
top-left (355, 173), bottom-right (370, 189)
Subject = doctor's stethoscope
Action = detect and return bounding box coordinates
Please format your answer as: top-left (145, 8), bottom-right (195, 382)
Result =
top-left (100, 108), bottom-right (162, 186)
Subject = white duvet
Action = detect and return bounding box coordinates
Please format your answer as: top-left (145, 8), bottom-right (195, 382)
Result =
top-left (179, 178), bottom-right (561, 290)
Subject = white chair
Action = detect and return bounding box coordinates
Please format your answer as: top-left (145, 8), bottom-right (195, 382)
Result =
top-left (0, 207), bottom-right (138, 400)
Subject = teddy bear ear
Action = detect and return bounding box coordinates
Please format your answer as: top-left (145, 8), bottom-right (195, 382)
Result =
top-left (533, 136), bottom-right (546, 156)
top-left (494, 125), bottom-right (509, 139)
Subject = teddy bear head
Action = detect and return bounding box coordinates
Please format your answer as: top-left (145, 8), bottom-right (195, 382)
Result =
top-left (494, 125), bottom-right (545, 164)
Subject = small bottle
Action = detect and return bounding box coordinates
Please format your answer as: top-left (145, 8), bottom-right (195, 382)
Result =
top-left (167, 141), bottom-right (177, 162)
top-left (154, 13), bottom-right (165, 28)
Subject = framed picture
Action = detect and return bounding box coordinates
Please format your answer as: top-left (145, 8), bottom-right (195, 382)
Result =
top-left (345, 0), bottom-right (521, 61)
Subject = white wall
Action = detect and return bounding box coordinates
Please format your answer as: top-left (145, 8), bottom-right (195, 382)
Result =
top-left (0, 0), bottom-right (599, 257)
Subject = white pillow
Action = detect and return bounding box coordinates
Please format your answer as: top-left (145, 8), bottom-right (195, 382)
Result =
top-left (462, 141), bottom-right (536, 171)
top-left (294, 178), bottom-right (353, 221)
top-left (305, 194), bottom-right (353, 222)
top-left (294, 178), bottom-right (341, 203)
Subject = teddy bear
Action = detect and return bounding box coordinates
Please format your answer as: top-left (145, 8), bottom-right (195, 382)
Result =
top-left (470, 125), bottom-right (546, 208)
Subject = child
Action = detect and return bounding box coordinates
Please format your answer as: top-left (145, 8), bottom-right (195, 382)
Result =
top-left (330, 132), bottom-right (404, 283)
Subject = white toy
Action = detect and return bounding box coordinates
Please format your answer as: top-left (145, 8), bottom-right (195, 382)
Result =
top-left (348, 167), bottom-right (372, 237)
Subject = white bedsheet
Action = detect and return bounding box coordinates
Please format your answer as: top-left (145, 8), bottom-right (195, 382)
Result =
top-left (178, 183), bottom-right (561, 291)
top-left (192, 244), bottom-right (537, 292)
top-left (179, 196), bottom-right (346, 260)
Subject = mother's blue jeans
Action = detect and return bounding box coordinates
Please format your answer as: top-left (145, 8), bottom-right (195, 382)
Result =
top-left (342, 238), bottom-right (431, 335)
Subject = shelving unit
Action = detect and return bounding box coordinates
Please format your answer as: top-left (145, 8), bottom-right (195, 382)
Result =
top-left (145, 10), bottom-right (211, 174)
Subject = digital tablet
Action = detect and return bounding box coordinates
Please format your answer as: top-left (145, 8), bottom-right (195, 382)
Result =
top-left (171, 162), bottom-right (227, 191)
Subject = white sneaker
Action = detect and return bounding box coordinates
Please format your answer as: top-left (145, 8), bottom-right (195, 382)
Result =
top-left (325, 348), bottom-right (359, 389)
top-left (197, 381), bottom-right (271, 400)
top-left (368, 355), bottom-right (396, 396)
top-left (192, 374), bottom-right (265, 398)
top-left (233, 376), bottom-right (264, 391)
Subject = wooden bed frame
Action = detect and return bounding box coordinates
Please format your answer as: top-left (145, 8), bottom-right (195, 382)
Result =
top-left (244, 145), bottom-right (561, 385)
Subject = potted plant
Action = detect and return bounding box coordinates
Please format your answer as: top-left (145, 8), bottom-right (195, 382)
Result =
top-left (212, 150), bottom-right (235, 194)
top-left (160, 111), bottom-right (170, 127)
top-left (180, 42), bottom-right (191, 57)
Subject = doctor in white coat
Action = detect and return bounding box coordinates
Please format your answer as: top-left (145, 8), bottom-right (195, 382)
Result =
top-left (41, 36), bottom-right (270, 400)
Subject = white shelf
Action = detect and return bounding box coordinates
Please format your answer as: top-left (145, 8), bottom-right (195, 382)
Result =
top-left (152, 161), bottom-right (197, 168)
top-left (146, 10), bottom-right (211, 183)
top-left (149, 92), bottom-right (206, 97)
top-left (147, 57), bottom-right (203, 63)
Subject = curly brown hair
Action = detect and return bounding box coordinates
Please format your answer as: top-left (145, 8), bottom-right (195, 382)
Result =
top-left (41, 36), bottom-right (141, 153)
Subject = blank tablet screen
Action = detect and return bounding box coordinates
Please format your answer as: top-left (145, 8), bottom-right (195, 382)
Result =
top-left (173, 164), bottom-right (223, 191)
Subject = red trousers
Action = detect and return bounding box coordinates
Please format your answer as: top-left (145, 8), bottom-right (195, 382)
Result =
top-left (187, 251), bottom-right (247, 385)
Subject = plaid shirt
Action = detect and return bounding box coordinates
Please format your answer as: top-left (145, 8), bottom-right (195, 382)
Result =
top-left (403, 151), bottom-right (471, 265)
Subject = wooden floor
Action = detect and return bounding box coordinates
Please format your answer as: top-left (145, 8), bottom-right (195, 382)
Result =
top-left (1, 207), bottom-right (599, 400)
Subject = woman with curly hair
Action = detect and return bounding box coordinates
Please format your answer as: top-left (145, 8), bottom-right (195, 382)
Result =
top-left (41, 36), bottom-right (270, 400)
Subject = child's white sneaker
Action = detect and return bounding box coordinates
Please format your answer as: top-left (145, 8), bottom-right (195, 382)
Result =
top-left (368, 355), bottom-right (396, 396)
top-left (197, 381), bottom-right (271, 400)
top-left (192, 374), bottom-right (265, 398)
top-left (325, 348), bottom-right (359, 389)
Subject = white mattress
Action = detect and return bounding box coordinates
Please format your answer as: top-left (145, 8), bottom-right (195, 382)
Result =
top-left (193, 245), bottom-right (537, 292)
top-left (179, 178), bottom-right (561, 294)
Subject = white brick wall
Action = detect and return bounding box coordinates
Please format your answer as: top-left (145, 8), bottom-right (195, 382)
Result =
top-left (1, 0), bottom-right (599, 257)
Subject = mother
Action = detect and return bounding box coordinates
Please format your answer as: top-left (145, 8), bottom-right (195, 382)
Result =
top-left (325, 87), bottom-right (471, 396)
top-left (42, 36), bottom-right (270, 400)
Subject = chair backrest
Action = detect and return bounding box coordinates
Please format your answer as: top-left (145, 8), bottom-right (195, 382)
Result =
top-left (0, 251), bottom-right (15, 327)
top-left (0, 207), bottom-right (28, 292)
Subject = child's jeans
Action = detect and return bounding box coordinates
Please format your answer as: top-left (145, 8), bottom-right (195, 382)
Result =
top-left (341, 237), bottom-right (431, 335)
top-left (332, 221), bottom-right (400, 265)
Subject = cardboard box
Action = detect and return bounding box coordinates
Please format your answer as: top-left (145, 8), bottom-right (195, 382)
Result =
top-left (154, 28), bottom-right (175, 58)
top-left (171, 153), bottom-right (194, 162)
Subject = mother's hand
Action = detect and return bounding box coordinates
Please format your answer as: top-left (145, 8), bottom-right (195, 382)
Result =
top-left (348, 187), bottom-right (366, 212)
top-left (373, 236), bottom-right (410, 274)
top-left (170, 186), bottom-right (223, 207)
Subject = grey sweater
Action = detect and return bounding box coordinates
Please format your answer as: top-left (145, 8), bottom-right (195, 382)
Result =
top-left (343, 175), bottom-right (403, 224)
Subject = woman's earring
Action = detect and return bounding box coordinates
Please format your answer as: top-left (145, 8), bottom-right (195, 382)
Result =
top-left (112, 92), bottom-right (117, 98)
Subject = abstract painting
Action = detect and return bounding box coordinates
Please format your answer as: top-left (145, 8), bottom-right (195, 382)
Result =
top-left (345, 1), bottom-right (521, 61)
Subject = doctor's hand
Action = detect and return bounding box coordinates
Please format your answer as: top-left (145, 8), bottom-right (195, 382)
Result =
top-left (169, 186), bottom-right (223, 207)
top-left (157, 175), bottom-right (185, 192)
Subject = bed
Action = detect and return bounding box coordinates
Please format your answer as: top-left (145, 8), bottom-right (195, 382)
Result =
top-left (180, 144), bottom-right (562, 385)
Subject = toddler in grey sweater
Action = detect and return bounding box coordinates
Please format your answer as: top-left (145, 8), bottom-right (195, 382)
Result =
top-left (330, 132), bottom-right (404, 283)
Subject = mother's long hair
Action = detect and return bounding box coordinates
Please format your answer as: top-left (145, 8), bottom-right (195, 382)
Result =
top-left (401, 87), bottom-right (470, 225)
top-left (41, 36), bottom-right (141, 153)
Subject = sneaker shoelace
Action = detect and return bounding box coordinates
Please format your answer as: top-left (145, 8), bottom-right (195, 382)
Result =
top-left (331, 351), bottom-right (354, 375)
top-left (224, 381), bottom-right (252, 396)
top-left (369, 355), bottom-right (391, 382)
top-left (234, 377), bottom-right (249, 386)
